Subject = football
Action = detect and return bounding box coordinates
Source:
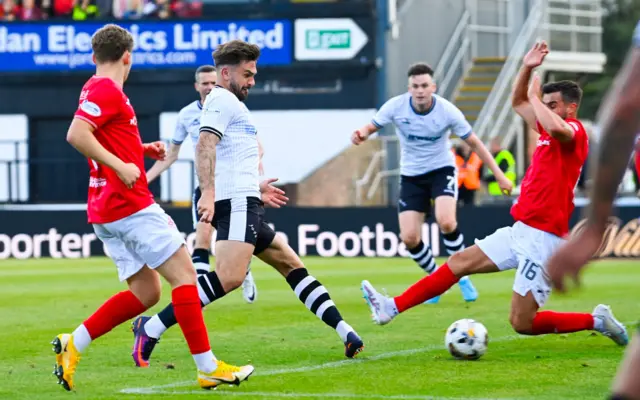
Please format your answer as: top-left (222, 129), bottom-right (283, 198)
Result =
top-left (445, 319), bottom-right (489, 360)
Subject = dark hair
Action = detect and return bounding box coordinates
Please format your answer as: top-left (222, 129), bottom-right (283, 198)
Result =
top-left (212, 40), bottom-right (261, 67)
top-left (91, 24), bottom-right (134, 64)
top-left (407, 63), bottom-right (434, 78)
top-left (542, 80), bottom-right (583, 105)
top-left (195, 65), bottom-right (216, 82)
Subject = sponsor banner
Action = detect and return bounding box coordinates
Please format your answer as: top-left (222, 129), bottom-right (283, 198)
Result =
top-left (294, 18), bottom-right (368, 61)
top-left (0, 206), bottom-right (638, 260)
top-left (0, 20), bottom-right (291, 72)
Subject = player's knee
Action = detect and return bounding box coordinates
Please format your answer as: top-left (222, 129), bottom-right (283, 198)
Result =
top-left (447, 251), bottom-right (473, 277)
top-left (438, 219), bottom-right (457, 234)
top-left (509, 312), bottom-right (534, 335)
top-left (400, 232), bottom-right (421, 249)
top-left (136, 283), bottom-right (162, 308)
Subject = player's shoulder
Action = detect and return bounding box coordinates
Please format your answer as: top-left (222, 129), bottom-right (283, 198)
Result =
top-left (82, 76), bottom-right (121, 96)
top-left (383, 92), bottom-right (410, 108)
top-left (434, 94), bottom-right (460, 113)
top-left (204, 87), bottom-right (241, 111)
top-left (178, 100), bottom-right (201, 116)
top-left (565, 118), bottom-right (586, 135)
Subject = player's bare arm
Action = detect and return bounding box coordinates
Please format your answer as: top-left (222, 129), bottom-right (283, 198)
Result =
top-left (195, 131), bottom-right (220, 223)
top-left (146, 142), bottom-right (181, 183)
top-left (512, 41), bottom-right (549, 131)
top-left (67, 117), bottom-right (140, 188)
top-left (464, 133), bottom-right (513, 195)
top-left (527, 74), bottom-right (574, 142)
top-left (352, 123), bottom-right (379, 145)
top-left (587, 48), bottom-right (640, 232)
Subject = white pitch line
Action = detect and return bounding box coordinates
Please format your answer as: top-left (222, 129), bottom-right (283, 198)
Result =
top-left (121, 334), bottom-right (524, 394)
top-left (119, 389), bottom-right (516, 400)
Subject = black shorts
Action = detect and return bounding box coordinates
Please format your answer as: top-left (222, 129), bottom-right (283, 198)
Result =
top-left (212, 196), bottom-right (276, 255)
top-left (399, 166), bottom-right (457, 215)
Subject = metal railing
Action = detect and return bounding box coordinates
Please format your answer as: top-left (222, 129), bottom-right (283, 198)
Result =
top-left (473, 0), bottom-right (545, 142)
top-left (433, 10), bottom-right (471, 100)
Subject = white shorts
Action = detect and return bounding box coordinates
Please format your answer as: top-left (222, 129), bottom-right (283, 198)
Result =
top-left (475, 221), bottom-right (566, 307)
top-left (93, 203), bottom-right (185, 281)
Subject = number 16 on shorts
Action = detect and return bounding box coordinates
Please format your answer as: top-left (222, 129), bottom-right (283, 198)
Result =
top-left (520, 259), bottom-right (541, 281)
top-left (514, 258), bottom-right (551, 307)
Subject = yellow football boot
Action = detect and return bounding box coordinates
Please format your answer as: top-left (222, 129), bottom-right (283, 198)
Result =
top-left (198, 360), bottom-right (254, 390)
top-left (51, 334), bottom-right (81, 391)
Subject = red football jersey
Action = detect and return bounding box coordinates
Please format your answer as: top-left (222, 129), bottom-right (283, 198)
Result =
top-left (74, 76), bottom-right (154, 224)
top-left (511, 118), bottom-right (588, 237)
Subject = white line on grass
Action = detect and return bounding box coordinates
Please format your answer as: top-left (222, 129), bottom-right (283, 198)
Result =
top-left (121, 334), bottom-right (523, 395)
top-left (120, 389), bottom-right (516, 400)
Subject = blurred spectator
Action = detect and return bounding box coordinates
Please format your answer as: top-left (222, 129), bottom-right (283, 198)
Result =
top-left (142, 0), bottom-right (170, 18)
top-left (112, 0), bottom-right (143, 18)
top-left (72, 0), bottom-right (98, 19)
top-left (454, 141), bottom-right (482, 207)
top-left (171, 0), bottom-right (200, 18)
top-left (1, 0), bottom-right (20, 21)
top-left (484, 138), bottom-right (515, 197)
top-left (19, 0), bottom-right (44, 20)
top-left (54, 0), bottom-right (75, 17)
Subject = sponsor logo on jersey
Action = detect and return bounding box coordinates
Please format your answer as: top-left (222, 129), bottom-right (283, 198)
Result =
top-left (80, 100), bottom-right (101, 117)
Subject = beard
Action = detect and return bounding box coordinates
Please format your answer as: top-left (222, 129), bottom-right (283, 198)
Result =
top-left (230, 79), bottom-right (249, 101)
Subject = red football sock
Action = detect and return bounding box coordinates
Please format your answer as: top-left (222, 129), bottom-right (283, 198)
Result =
top-left (172, 284), bottom-right (211, 355)
top-left (394, 263), bottom-right (459, 313)
top-left (83, 290), bottom-right (147, 340)
top-left (531, 311), bottom-right (594, 334)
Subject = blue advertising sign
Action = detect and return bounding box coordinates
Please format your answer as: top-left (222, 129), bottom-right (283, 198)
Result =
top-left (0, 20), bottom-right (291, 72)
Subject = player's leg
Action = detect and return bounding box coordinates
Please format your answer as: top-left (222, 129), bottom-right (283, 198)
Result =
top-left (255, 225), bottom-right (364, 358)
top-left (609, 331), bottom-right (640, 400)
top-left (399, 175), bottom-right (438, 274)
top-left (155, 244), bottom-right (253, 388)
top-left (130, 204), bottom-right (252, 387)
top-left (507, 223), bottom-right (627, 345)
top-left (132, 200), bottom-right (257, 367)
top-left (432, 166), bottom-right (478, 302)
top-left (362, 244), bottom-right (499, 325)
top-left (52, 226), bottom-right (159, 391)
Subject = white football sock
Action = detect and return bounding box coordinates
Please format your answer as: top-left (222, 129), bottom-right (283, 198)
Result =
top-left (72, 324), bottom-right (92, 353)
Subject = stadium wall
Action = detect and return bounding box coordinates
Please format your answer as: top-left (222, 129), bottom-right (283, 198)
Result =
top-left (1, 205), bottom-right (638, 260)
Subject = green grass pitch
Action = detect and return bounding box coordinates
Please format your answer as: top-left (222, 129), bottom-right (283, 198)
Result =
top-left (0, 257), bottom-right (637, 400)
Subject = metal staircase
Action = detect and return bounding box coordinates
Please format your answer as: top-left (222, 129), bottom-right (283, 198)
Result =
top-left (455, 57), bottom-right (505, 126)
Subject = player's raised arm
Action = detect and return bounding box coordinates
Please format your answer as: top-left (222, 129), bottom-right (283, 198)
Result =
top-left (527, 75), bottom-right (575, 142)
top-left (512, 42), bottom-right (549, 131)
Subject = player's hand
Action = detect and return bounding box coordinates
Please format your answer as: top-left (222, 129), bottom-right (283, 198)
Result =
top-left (197, 189), bottom-right (215, 223)
top-left (547, 225), bottom-right (603, 293)
top-left (260, 178), bottom-right (289, 208)
top-left (527, 73), bottom-right (542, 100)
top-left (116, 163), bottom-right (141, 189)
top-left (497, 176), bottom-right (513, 196)
top-left (351, 130), bottom-right (368, 145)
top-left (523, 41), bottom-right (549, 68)
top-left (144, 141), bottom-right (167, 161)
